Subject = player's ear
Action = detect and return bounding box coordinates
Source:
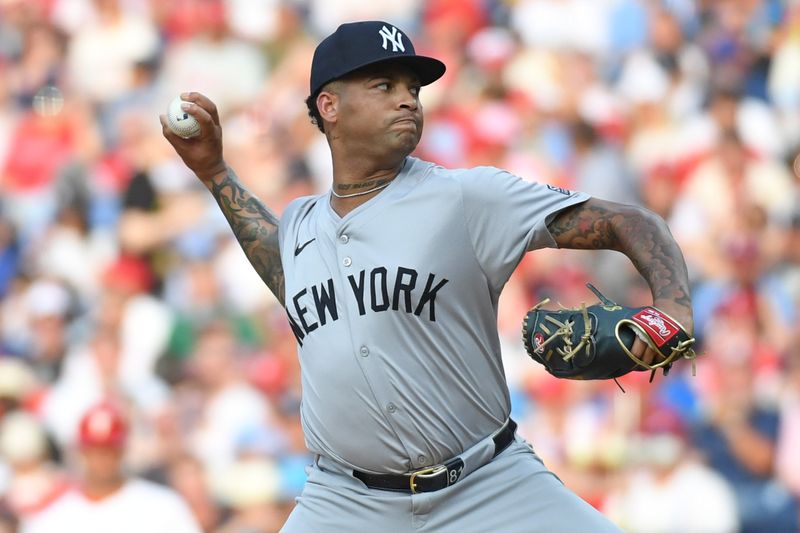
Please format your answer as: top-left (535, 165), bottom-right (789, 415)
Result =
top-left (317, 90), bottom-right (339, 127)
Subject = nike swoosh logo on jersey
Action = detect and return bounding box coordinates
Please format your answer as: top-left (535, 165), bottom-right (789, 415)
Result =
top-left (294, 238), bottom-right (316, 256)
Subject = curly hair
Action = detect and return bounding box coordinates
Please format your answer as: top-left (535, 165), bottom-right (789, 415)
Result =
top-left (305, 81), bottom-right (343, 134)
top-left (305, 92), bottom-right (324, 133)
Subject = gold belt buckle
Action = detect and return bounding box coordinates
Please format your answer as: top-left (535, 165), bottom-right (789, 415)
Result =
top-left (409, 465), bottom-right (447, 494)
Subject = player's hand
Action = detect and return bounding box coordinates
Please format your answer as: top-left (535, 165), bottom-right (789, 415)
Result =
top-left (633, 300), bottom-right (693, 366)
top-left (522, 284), bottom-right (696, 380)
top-left (160, 92), bottom-right (227, 183)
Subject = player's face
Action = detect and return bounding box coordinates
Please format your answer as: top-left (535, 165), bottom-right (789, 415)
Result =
top-left (334, 64), bottom-right (423, 158)
top-left (80, 446), bottom-right (124, 485)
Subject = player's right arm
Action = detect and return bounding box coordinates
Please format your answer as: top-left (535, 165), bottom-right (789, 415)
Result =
top-left (160, 92), bottom-right (285, 306)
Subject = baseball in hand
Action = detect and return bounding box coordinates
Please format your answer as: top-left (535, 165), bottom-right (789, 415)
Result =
top-left (166, 96), bottom-right (201, 138)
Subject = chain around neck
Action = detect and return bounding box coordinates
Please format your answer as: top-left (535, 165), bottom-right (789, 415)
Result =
top-left (330, 180), bottom-right (392, 199)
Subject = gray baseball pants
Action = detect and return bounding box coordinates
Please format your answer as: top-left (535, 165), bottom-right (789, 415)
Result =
top-left (280, 436), bottom-right (623, 532)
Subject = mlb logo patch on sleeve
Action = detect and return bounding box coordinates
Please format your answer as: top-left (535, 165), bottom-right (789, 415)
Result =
top-left (546, 184), bottom-right (571, 195)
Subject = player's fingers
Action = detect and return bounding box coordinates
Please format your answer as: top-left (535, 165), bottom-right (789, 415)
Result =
top-left (181, 92), bottom-right (220, 125)
top-left (644, 346), bottom-right (664, 366)
top-left (631, 337), bottom-right (663, 367)
top-left (177, 100), bottom-right (216, 137)
top-left (159, 114), bottom-right (185, 146)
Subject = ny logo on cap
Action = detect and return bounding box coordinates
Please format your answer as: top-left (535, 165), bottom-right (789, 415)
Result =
top-left (379, 25), bottom-right (405, 53)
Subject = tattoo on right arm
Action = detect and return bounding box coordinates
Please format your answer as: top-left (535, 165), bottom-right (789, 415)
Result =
top-left (548, 198), bottom-right (692, 310)
top-left (207, 168), bottom-right (285, 306)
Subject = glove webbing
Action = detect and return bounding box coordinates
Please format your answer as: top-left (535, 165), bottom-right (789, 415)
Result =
top-left (534, 303), bottom-right (593, 362)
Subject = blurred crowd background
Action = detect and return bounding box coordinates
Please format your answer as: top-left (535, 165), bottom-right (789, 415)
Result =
top-left (0, 0), bottom-right (799, 531)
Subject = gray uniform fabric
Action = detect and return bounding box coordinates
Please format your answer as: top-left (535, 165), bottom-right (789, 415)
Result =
top-left (278, 156), bottom-right (622, 531)
top-left (282, 437), bottom-right (621, 533)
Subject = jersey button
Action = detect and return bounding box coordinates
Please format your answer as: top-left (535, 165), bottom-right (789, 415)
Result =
top-left (359, 346), bottom-right (369, 357)
top-left (417, 455), bottom-right (428, 466)
top-left (339, 234), bottom-right (349, 244)
top-left (342, 257), bottom-right (352, 267)
top-left (386, 403), bottom-right (397, 413)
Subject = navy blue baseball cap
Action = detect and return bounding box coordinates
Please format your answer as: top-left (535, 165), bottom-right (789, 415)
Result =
top-left (309, 21), bottom-right (446, 96)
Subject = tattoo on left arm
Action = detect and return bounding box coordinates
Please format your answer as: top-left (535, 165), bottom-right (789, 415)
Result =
top-left (548, 198), bottom-right (691, 309)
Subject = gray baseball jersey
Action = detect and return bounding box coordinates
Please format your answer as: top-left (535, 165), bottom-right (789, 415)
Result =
top-left (278, 156), bottom-right (589, 474)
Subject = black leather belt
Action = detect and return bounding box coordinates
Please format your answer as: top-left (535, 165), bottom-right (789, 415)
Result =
top-left (353, 418), bottom-right (517, 494)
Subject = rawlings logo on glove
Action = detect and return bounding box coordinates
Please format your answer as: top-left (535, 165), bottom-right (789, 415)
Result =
top-left (631, 309), bottom-right (676, 345)
top-left (521, 284), bottom-right (696, 382)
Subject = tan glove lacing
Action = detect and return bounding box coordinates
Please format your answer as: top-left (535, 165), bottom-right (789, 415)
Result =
top-left (531, 300), bottom-right (593, 362)
top-left (615, 319), bottom-right (698, 377)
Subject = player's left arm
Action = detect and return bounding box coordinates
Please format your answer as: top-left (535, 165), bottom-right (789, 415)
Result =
top-left (548, 197), bottom-right (693, 332)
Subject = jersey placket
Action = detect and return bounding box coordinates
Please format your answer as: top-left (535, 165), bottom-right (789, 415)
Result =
top-left (328, 215), bottom-right (420, 470)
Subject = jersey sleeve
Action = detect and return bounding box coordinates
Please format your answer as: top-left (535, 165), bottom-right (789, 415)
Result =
top-left (277, 197), bottom-right (305, 254)
top-left (278, 194), bottom-right (320, 259)
top-left (458, 167), bottom-right (589, 291)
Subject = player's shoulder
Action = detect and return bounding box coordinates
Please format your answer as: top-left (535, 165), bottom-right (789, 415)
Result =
top-left (426, 160), bottom-right (534, 199)
top-left (410, 157), bottom-right (507, 181)
top-left (21, 487), bottom-right (83, 530)
top-left (279, 194), bottom-right (326, 251)
top-left (122, 479), bottom-right (199, 529)
top-left (119, 478), bottom-right (190, 511)
top-left (29, 486), bottom-right (79, 512)
top-left (282, 194), bottom-right (325, 225)
top-left (408, 158), bottom-right (513, 195)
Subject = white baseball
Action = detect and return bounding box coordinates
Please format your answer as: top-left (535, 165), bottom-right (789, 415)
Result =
top-left (166, 96), bottom-right (201, 138)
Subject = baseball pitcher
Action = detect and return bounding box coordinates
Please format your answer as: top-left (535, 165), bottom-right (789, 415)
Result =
top-left (162, 21), bottom-right (694, 532)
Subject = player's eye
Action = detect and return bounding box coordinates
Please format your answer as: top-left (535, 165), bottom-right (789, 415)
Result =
top-left (410, 86), bottom-right (421, 97)
top-left (376, 82), bottom-right (390, 91)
